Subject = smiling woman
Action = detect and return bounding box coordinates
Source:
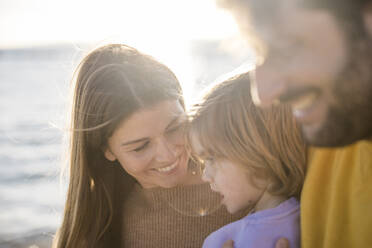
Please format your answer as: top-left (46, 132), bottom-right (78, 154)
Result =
top-left (104, 100), bottom-right (191, 189)
top-left (52, 44), bottom-right (247, 248)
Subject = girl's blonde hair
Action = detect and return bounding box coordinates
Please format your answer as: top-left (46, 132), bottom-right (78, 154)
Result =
top-left (53, 44), bottom-right (184, 248)
top-left (188, 72), bottom-right (307, 198)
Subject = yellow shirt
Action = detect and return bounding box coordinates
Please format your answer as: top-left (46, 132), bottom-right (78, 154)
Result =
top-left (301, 141), bottom-right (372, 248)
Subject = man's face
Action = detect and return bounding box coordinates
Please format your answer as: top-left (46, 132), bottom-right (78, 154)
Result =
top-left (233, 0), bottom-right (372, 146)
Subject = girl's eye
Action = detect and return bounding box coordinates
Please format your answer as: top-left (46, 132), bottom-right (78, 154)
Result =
top-left (204, 158), bottom-right (215, 167)
top-left (167, 123), bottom-right (183, 134)
top-left (133, 141), bottom-right (149, 152)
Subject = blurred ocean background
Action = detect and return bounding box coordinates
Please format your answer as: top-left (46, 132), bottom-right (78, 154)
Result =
top-left (0, 45), bottom-right (78, 247)
top-left (0, 42), bottom-right (252, 247)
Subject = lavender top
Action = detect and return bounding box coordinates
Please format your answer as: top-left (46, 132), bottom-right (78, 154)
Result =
top-left (202, 197), bottom-right (300, 248)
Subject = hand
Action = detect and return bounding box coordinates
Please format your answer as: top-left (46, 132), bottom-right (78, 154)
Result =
top-left (275, 238), bottom-right (290, 248)
top-left (222, 240), bottom-right (234, 248)
top-left (221, 238), bottom-right (290, 248)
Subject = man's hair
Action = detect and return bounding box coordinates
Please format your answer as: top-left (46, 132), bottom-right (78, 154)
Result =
top-left (218, 0), bottom-right (372, 40)
top-left (218, 0), bottom-right (372, 16)
top-left (188, 73), bottom-right (307, 198)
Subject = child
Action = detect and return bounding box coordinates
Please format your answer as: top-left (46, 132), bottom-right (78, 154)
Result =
top-left (188, 73), bottom-right (307, 248)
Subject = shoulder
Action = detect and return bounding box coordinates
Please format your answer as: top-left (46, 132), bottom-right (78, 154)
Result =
top-left (241, 198), bottom-right (300, 226)
top-left (307, 141), bottom-right (372, 186)
top-left (301, 141), bottom-right (372, 247)
top-left (308, 140), bottom-right (372, 166)
top-left (233, 200), bottom-right (300, 248)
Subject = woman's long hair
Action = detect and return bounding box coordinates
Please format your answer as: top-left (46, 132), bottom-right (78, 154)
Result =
top-left (53, 44), bottom-right (184, 248)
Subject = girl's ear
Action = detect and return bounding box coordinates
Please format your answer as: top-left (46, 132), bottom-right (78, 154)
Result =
top-left (104, 148), bottom-right (117, 162)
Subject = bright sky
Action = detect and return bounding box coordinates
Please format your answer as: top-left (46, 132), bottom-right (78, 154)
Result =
top-left (0, 0), bottom-right (246, 102)
top-left (0, 0), bottom-right (238, 48)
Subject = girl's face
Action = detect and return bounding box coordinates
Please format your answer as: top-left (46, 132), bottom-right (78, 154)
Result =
top-left (190, 134), bottom-right (266, 214)
top-left (105, 100), bottom-right (189, 189)
top-left (202, 158), bottom-right (265, 214)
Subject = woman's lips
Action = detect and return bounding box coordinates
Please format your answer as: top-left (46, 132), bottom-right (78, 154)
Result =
top-left (153, 158), bottom-right (180, 175)
top-left (155, 161), bottom-right (178, 173)
top-left (152, 152), bottom-right (188, 175)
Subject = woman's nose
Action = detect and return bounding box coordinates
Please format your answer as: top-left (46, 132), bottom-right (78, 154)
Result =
top-left (154, 137), bottom-right (177, 163)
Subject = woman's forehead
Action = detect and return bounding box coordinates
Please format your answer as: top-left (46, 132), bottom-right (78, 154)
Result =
top-left (111, 100), bottom-right (185, 142)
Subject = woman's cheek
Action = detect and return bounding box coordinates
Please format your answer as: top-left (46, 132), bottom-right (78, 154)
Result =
top-left (132, 151), bottom-right (155, 170)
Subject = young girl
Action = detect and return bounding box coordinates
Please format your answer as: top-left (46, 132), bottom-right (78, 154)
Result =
top-left (188, 72), bottom-right (307, 248)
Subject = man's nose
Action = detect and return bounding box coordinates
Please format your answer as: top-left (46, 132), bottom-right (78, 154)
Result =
top-left (155, 137), bottom-right (177, 163)
top-left (252, 65), bottom-right (287, 107)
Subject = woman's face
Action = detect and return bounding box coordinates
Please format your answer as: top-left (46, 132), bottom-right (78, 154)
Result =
top-left (104, 100), bottom-right (189, 188)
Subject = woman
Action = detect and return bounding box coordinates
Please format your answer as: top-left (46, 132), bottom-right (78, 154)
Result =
top-left (53, 44), bottom-right (247, 248)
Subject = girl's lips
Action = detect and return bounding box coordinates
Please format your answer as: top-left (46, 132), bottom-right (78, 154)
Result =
top-left (219, 194), bottom-right (226, 207)
top-left (209, 183), bottom-right (218, 192)
top-left (210, 185), bottom-right (224, 199)
top-left (208, 184), bottom-right (224, 205)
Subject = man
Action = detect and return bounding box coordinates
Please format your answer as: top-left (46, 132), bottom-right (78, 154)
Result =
top-left (218, 0), bottom-right (372, 247)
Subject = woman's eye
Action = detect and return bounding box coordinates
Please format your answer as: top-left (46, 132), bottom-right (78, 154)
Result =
top-left (133, 142), bottom-right (149, 152)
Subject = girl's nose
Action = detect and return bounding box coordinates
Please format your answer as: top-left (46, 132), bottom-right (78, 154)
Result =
top-left (202, 164), bottom-right (214, 183)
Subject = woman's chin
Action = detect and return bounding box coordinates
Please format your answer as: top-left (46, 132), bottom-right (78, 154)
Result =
top-left (160, 160), bottom-right (190, 188)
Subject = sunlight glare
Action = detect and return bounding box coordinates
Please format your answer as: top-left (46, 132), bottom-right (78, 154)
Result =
top-left (1, 0), bottom-right (240, 105)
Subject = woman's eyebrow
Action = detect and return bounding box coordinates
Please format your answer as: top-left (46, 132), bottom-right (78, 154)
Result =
top-left (121, 137), bottom-right (148, 147)
top-left (120, 114), bottom-right (185, 147)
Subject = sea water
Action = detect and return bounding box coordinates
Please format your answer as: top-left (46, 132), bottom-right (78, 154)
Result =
top-left (0, 48), bottom-right (75, 241)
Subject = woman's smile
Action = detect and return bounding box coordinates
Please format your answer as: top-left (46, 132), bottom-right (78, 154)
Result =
top-left (105, 100), bottom-right (191, 189)
top-left (154, 158), bottom-right (180, 173)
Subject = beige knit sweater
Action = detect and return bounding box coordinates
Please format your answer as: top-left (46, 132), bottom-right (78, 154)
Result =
top-left (120, 183), bottom-right (248, 248)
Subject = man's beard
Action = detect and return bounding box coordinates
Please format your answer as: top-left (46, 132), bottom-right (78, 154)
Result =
top-left (304, 40), bottom-right (372, 147)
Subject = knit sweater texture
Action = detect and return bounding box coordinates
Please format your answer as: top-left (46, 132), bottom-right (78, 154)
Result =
top-left (121, 182), bottom-right (248, 248)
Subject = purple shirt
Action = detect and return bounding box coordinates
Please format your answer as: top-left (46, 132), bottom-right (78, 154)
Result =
top-left (202, 197), bottom-right (300, 248)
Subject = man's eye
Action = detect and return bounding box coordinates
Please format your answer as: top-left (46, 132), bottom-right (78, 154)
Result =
top-left (133, 142), bottom-right (149, 152)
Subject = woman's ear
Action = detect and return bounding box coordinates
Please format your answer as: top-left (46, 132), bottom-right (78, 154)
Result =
top-left (104, 148), bottom-right (117, 162)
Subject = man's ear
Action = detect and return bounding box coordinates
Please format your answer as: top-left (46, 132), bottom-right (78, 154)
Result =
top-left (104, 148), bottom-right (117, 162)
top-left (363, 2), bottom-right (372, 39)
